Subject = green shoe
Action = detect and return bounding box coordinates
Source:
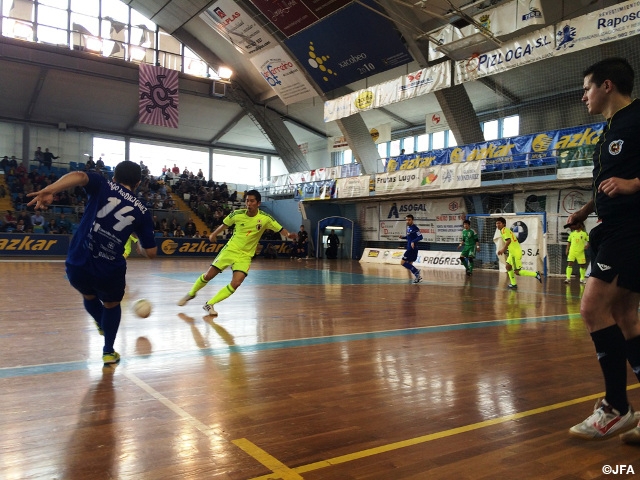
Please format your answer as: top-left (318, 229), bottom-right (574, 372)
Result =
top-left (94, 320), bottom-right (104, 336)
top-left (102, 351), bottom-right (120, 365)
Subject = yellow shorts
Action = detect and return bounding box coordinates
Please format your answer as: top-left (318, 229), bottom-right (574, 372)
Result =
top-left (507, 248), bottom-right (523, 270)
top-left (212, 244), bottom-right (252, 274)
top-left (567, 251), bottom-right (586, 264)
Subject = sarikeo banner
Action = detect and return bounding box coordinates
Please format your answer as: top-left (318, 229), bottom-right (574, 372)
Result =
top-left (286, 1), bottom-right (411, 93)
top-left (323, 62), bottom-right (450, 122)
top-left (139, 64), bottom-right (179, 128)
top-left (201, 0), bottom-right (275, 56)
top-left (249, 45), bottom-right (316, 105)
top-left (378, 198), bottom-right (466, 243)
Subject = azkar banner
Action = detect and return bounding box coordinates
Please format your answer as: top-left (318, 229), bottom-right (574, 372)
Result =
top-left (385, 122), bottom-right (604, 172)
top-left (0, 233), bottom-right (70, 256)
top-left (156, 238), bottom-right (293, 257)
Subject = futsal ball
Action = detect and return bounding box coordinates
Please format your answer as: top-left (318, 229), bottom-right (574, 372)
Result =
top-left (133, 299), bottom-right (152, 318)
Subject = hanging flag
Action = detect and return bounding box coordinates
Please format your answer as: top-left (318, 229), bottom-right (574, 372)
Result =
top-left (139, 64), bottom-right (179, 128)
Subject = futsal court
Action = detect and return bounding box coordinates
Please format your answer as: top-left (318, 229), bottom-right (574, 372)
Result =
top-left (1, 257), bottom-right (638, 479)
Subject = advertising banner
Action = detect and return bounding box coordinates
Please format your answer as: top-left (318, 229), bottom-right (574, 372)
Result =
top-left (492, 215), bottom-right (544, 273)
top-left (293, 180), bottom-right (336, 201)
top-left (440, 161), bottom-right (482, 190)
top-left (0, 234), bottom-right (70, 256)
top-left (201, 1), bottom-right (275, 56)
top-left (286, 2), bottom-right (411, 93)
top-left (378, 198), bottom-right (466, 243)
top-left (426, 111), bottom-right (450, 134)
top-left (249, 45), bottom-right (316, 105)
top-left (335, 176), bottom-right (371, 199)
top-left (374, 170), bottom-right (424, 195)
top-left (323, 62), bottom-right (450, 122)
top-left (360, 248), bottom-right (465, 270)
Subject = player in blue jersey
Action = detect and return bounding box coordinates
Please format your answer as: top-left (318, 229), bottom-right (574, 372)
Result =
top-left (27, 161), bottom-right (157, 365)
top-left (399, 214), bottom-right (423, 283)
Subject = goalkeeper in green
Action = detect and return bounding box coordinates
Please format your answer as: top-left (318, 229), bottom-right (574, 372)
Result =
top-left (457, 219), bottom-right (480, 276)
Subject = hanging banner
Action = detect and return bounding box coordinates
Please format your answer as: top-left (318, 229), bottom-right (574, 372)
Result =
top-left (249, 45), bottom-right (316, 105)
top-left (323, 62), bottom-right (450, 122)
top-left (139, 64), bottom-right (179, 128)
top-left (294, 180), bottom-right (336, 201)
top-left (374, 170), bottom-right (425, 195)
top-left (286, 1), bottom-right (411, 93)
top-left (426, 111), bottom-right (450, 134)
top-left (201, 1), bottom-right (274, 56)
top-left (440, 161), bottom-right (483, 190)
top-left (328, 135), bottom-right (349, 152)
top-left (335, 175), bottom-right (372, 198)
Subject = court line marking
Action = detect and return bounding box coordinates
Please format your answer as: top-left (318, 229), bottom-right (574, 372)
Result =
top-left (233, 438), bottom-right (304, 480)
top-left (245, 384), bottom-right (640, 480)
top-left (0, 313), bottom-right (577, 378)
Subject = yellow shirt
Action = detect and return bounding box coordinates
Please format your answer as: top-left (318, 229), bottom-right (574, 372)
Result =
top-left (567, 230), bottom-right (589, 254)
top-left (223, 209), bottom-right (283, 255)
top-left (500, 227), bottom-right (522, 255)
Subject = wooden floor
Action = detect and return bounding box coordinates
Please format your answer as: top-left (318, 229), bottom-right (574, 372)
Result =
top-left (2, 257), bottom-right (639, 479)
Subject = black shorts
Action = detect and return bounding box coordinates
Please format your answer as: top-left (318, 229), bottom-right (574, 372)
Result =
top-left (66, 263), bottom-right (126, 303)
top-left (589, 222), bottom-right (640, 293)
top-left (402, 248), bottom-right (418, 263)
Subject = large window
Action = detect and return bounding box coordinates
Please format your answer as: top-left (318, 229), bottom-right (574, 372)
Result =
top-left (1, 0), bottom-right (212, 77)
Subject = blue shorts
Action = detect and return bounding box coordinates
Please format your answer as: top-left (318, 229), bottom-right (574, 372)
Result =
top-left (402, 248), bottom-right (419, 263)
top-left (66, 263), bottom-right (126, 303)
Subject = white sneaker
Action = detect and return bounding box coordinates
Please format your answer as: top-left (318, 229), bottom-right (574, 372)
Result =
top-left (580, 279), bottom-right (587, 284)
top-left (177, 293), bottom-right (195, 306)
top-left (569, 399), bottom-right (637, 440)
top-left (564, 278), bottom-right (571, 284)
top-left (203, 303), bottom-right (218, 317)
top-left (413, 271), bottom-right (423, 284)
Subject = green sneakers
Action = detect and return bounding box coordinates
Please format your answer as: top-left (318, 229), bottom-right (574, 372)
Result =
top-left (102, 351), bottom-right (120, 365)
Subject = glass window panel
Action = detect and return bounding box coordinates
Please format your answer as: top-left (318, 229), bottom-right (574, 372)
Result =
top-left (71, 13), bottom-right (99, 35)
top-left (8, 0), bottom-right (34, 20)
top-left (185, 57), bottom-right (208, 77)
top-left (503, 115), bottom-right (519, 137)
top-left (102, 0), bottom-right (129, 24)
top-left (377, 143), bottom-right (388, 158)
top-left (71, 0), bottom-right (99, 17)
top-left (483, 120), bottom-right (498, 140)
top-left (448, 131), bottom-right (457, 147)
top-left (37, 5), bottom-right (68, 28)
top-left (416, 134), bottom-right (429, 152)
top-left (344, 150), bottom-right (353, 164)
top-left (389, 140), bottom-right (400, 157)
top-left (131, 25), bottom-right (153, 47)
top-left (37, 24), bottom-right (68, 45)
top-left (158, 51), bottom-right (182, 71)
top-left (39, 0), bottom-right (67, 8)
top-left (131, 9), bottom-right (155, 31)
top-left (432, 130), bottom-right (445, 149)
top-left (3, 18), bottom-right (34, 40)
top-left (158, 30), bottom-right (181, 54)
top-left (102, 18), bottom-right (127, 42)
top-left (402, 136), bottom-right (415, 153)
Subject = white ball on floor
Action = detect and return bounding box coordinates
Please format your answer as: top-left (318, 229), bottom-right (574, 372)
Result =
top-left (133, 299), bottom-right (152, 318)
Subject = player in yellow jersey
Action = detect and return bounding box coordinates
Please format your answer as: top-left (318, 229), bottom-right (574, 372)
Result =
top-left (495, 217), bottom-right (542, 290)
top-left (565, 222), bottom-right (589, 284)
top-left (177, 189), bottom-right (298, 316)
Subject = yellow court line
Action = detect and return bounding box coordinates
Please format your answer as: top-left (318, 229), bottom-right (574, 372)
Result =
top-left (233, 438), bottom-right (304, 480)
top-left (246, 385), bottom-right (640, 479)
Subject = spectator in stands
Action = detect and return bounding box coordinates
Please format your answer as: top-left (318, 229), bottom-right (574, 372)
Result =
top-left (96, 157), bottom-right (105, 170)
top-left (57, 212), bottom-right (71, 234)
top-left (43, 148), bottom-right (59, 169)
top-left (46, 218), bottom-right (59, 234)
top-left (31, 211), bottom-right (46, 229)
top-left (153, 215), bottom-right (162, 233)
top-left (9, 156), bottom-right (18, 170)
top-left (3, 210), bottom-right (17, 231)
top-left (1, 156), bottom-right (9, 172)
top-left (17, 211), bottom-right (32, 232)
top-left (184, 217), bottom-right (197, 237)
top-left (15, 218), bottom-right (27, 233)
top-left (0, 183), bottom-right (6, 199)
top-left (197, 168), bottom-right (204, 180)
top-left (160, 218), bottom-right (169, 234)
top-left (34, 147), bottom-right (44, 165)
top-left (85, 156), bottom-right (96, 171)
top-left (296, 225), bottom-right (309, 260)
top-left (172, 164), bottom-right (180, 176)
top-left (173, 225), bottom-right (185, 237)
top-left (201, 230), bottom-right (209, 238)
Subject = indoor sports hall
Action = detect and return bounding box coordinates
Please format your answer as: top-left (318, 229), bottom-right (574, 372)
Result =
top-left (3, 0), bottom-right (640, 478)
